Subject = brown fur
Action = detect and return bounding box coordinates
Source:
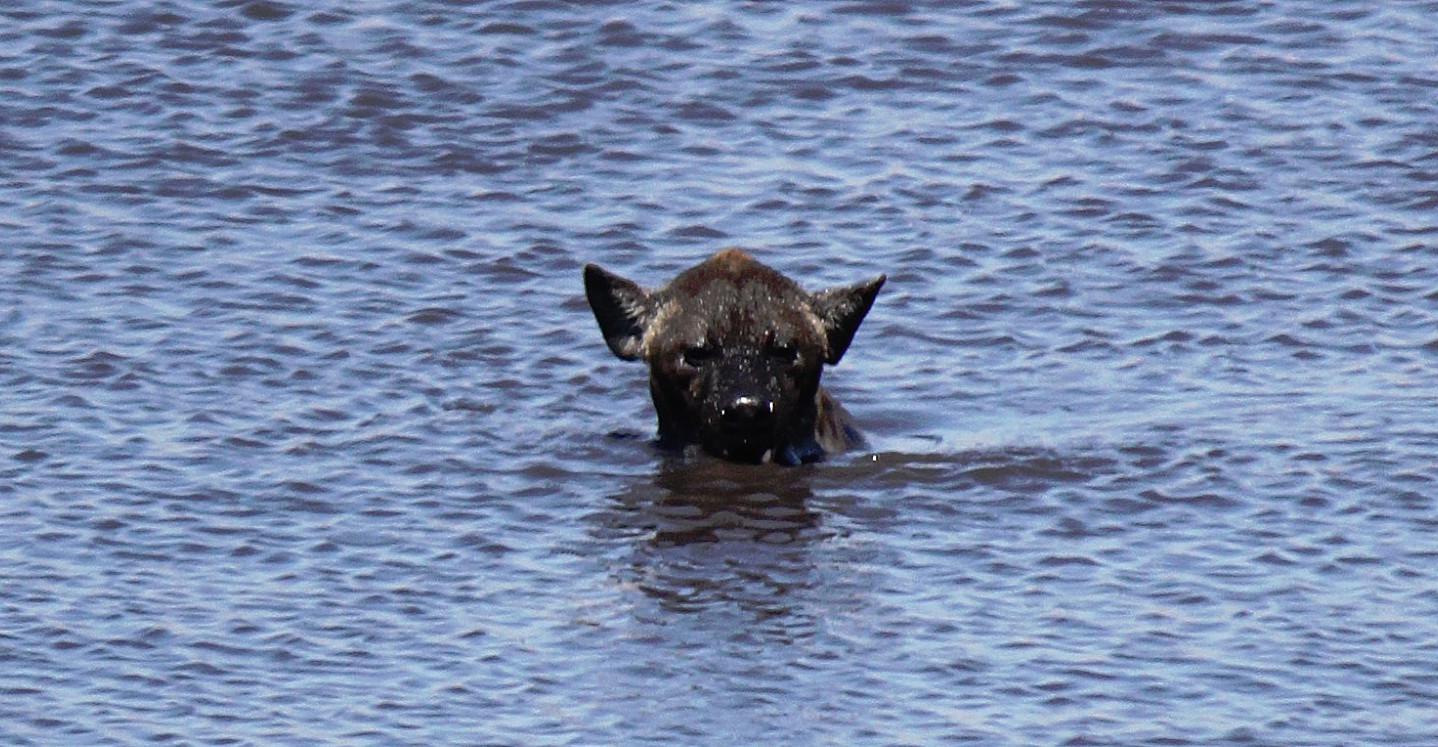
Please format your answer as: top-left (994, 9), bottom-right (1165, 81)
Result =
top-left (584, 249), bottom-right (884, 464)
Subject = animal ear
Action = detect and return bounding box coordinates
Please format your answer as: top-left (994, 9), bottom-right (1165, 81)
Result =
top-left (810, 274), bottom-right (885, 365)
top-left (583, 263), bottom-right (653, 361)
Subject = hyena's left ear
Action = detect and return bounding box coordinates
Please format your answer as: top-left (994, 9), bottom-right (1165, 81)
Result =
top-left (810, 274), bottom-right (886, 365)
top-left (583, 263), bottom-right (653, 361)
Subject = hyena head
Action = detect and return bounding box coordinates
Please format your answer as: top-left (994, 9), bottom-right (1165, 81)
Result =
top-left (584, 249), bottom-right (884, 463)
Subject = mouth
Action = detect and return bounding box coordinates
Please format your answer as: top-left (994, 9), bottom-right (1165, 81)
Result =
top-left (701, 397), bottom-right (784, 463)
top-left (710, 435), bottom-right (775, 464)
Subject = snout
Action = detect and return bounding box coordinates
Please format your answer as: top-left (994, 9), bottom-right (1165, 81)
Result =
top-left (720, 395), bottom-right (775, 433)
top-left (706, 393), bottom-right (780, 462)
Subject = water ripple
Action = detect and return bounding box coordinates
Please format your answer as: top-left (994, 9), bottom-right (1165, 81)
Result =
top-left (3, 1), bottom-right (1438, 745)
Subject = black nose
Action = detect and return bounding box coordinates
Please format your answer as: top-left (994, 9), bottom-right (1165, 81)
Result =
top-left (720, 395), bottom-right (774, 430)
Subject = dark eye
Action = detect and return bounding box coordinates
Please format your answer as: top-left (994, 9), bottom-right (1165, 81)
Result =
top-left (681, 344), bottom-right (717, 368)
top-left (767, 341), bottom-right (799, 364)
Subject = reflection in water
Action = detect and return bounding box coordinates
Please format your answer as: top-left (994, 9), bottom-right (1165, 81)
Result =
top-left (634, 457), bottom-right (820, 546)
top-left (598, 457), bottom-right (824, 621)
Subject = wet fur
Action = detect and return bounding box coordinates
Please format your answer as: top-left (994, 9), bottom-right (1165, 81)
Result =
top-left (583, 249), bottom-right (884, 465)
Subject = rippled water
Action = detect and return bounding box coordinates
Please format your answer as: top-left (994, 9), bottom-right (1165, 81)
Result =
top-left (4, 2), bottom-right (1438, 745)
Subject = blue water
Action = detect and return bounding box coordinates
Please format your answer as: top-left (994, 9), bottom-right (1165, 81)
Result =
top-left (4, 2), bottom-right (1438, 745)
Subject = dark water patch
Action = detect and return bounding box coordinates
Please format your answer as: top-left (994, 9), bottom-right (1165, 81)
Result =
top-left (13, 448), bottom-right (49, 463)
top-left (238, 1), bottom-right (295, 23)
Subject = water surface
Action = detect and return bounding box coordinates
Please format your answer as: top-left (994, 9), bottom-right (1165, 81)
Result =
top-left (3, 2), bottom-right (1437, 745)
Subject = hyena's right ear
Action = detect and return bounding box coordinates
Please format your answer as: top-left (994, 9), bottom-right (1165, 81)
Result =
top-left (583, 264), bottom-right (653, 361)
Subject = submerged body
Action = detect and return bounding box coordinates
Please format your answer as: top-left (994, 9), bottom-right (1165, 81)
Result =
top-left (584, 249), bottom-right (884, 464)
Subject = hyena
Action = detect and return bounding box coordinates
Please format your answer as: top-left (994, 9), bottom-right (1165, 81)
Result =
top-left (583, 249), bottom-right (884, 464)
